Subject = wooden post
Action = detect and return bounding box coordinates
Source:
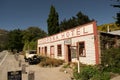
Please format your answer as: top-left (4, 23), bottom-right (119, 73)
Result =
top-left (28, 71), bottom-right (34, 80)
top-left (77, 43), bottom-right (80, 73)
top-left (22, 64), bottom-right (26, 74)
top-left (19, 60), bottom-right (21, 67)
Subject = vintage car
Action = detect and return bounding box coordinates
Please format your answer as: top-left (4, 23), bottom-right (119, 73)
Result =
top-left (28, 55), bottom-right (40, 64)
top-left (24, 50), bottom-right (40, 64)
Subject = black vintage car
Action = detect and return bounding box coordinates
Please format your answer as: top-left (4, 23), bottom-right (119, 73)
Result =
top-left (28, 55), bottom-right (40, 65)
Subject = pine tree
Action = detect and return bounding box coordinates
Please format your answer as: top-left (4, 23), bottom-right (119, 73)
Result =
top-left (47, 5), bottom-right (59, 35)
top-left (112, 0), bottom-right (120, 26)
top-left (76, 11), bottom-right (91, 25)
top-left (59, 11), bottom-right (92, 31)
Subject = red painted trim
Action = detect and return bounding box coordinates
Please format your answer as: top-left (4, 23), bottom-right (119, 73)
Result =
top-left (38, 33), bottom-right (94, 45)
top-left (38, 21), bottom-right (96, 41)
top-left (93, 21), bottom-right (99, 64)
top-left (38, 21), bottom-right (95, 45)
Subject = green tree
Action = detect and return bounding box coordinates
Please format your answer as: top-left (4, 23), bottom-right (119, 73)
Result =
top-left (22, 27), bottom-right (47, 51)
top-left (59, 11), bottom-right (92, 31)
top-left (97, 23), bottom-right (120, 32)
top-left (8, 29), bottom-right (23, 52)
top-left (76, 11), bottom-right (91, 25)
top-left (101, 48), bottom-right (120, 73)
top-left (0, 29), bottom-right (9, 51)
top-left (47, 5), bottom-right (59, 35)
top-left (112, 0), bottom-right (120, 26)
top-left (73, 65), bottom-right (110, 80)
top-left (60, 17), bottom-right (77, 31)
top-left (59, 19), bottom-right (68, 31)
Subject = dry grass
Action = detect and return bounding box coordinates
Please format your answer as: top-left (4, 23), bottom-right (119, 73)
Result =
top-left (39, 56), bottom-right (64, 67)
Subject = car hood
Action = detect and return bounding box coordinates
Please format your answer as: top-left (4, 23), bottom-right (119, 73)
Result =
top-left (28, 54), bottom-right (37, 58)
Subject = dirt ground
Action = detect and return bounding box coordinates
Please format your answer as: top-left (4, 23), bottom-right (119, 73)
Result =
top-left (1, 52), bottom-right (120, 80)
top-left (0, 53), bottom-right (72, 80)
top-left (111, 75), bottom-right (120, 80)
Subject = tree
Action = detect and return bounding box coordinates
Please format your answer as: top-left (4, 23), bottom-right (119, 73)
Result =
top-left (47, 5), bottom-right (59, 35)
top-left (22, 27), bottom-right (47, 51)
top-left (101, 48), bottom-right (120, 73)
top-left (112, 0), bottom-right (120, 26)
top-left (60, 17), bottom-right (77, 31)
top-left (76, 11), bottom-right (91, 25)
top-left (97, 23), bottom-right (120, 32)
top-left (116, 13), bottom-right (120, 25)
top-left (0, 29), bottom-right (9, 51)
top-left (59, 11), bottom-right (92, 31)
top-left (8, 29), bottom-right (23, 52)
top-left (22, 27), bottom-right (47, 42)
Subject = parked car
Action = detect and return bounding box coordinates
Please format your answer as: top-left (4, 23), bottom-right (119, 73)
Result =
top-left (24, 50), bottom-right (40, 64)
top-left (24, 50), bottom-right (37, 62)
top-left (28, 55), bottom-right (40, 64)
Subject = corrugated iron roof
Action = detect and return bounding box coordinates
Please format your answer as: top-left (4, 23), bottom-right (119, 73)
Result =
top-left (109, 30), bottom-right (120, 36)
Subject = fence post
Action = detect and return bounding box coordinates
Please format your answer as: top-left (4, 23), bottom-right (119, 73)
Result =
top-left (28, 71), bottom-right (34, 80)
top-left (19, 60), bottom-right (21, 67)
top-left (22, 64), bottom-right (26, 74)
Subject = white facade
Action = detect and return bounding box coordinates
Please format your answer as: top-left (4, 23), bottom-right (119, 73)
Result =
top-left (37, 21), bottom-right (99, 65)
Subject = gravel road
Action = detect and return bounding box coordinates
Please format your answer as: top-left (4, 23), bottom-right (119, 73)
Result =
top-left (0, 52), bottom-right (72, 80)
top-left (1, 52), bottom-right (119, 80)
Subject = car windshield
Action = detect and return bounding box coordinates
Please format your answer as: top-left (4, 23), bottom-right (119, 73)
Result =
top-left (29, 51), bottom-right (36, 54)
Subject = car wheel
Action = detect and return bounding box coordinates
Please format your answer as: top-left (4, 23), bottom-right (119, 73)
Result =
top-left (25, 59), bottom-right (28, 62)
top-left (28, 58), bottom-right (32, 65)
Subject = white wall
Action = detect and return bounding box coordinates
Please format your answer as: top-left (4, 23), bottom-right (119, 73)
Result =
top-left (37, 22), bottom-right (98, 65)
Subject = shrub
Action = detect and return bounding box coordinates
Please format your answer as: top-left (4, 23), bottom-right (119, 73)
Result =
top-left (101, 48), bottom-right (120, 73)
top-left (62, 62), bottom-right (77, 70)
top-left (73, 65), bottom-right (110, 80)
top-left (39, 56), bottom-right (64, 67)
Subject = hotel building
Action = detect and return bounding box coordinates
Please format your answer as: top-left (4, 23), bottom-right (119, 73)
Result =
top-left (37, 21), bottom-right (100, 65)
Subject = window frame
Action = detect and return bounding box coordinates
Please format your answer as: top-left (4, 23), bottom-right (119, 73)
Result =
top-left (57, 44), bottom-right (62, 56)
top-left (78, 42), bottom-right (86, 57)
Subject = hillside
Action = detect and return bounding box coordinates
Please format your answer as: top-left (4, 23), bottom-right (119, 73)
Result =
top-left (97, 23), bottom-right (120, 32)
top-left (0, 29), bottom-right (9, 51)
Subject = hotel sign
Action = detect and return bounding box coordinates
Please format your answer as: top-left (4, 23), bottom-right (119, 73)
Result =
top-left (64, 39), bottom-right (71, 45)
top-left (38, 23), bottom-right (94, 44)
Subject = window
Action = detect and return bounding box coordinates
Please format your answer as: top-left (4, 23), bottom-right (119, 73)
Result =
top-left (39, 47), bottom-right (40, 54)
top-left (57, 45), bottom-right (62, 56)
top-left (45, 46), bottom-right (47, 56)
top-left (29, 50), bottom-right (36, 54)
top-left (79, 42), bottom-right (86, 57)
top-left (50, 46), bottom-right (54, 58)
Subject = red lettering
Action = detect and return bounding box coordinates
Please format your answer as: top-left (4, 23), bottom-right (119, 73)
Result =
top-left (47, 38), bottom-right (49, 42)
top-left (71, 29), bottom-right (74, 36)
top-left (45, 38), bottom-right (47, 43)
top-left (49, 37), bottom-right (51, 42)
top-left (83, 27), bottom-right (88, 34)
top-left (53, 36), bottom-right (55, 41)
top-left (61, 33), bottom-right (65, 38)
top-left (66, 32), bottom-right (70, 37)
top-left (56, 35), bottom-right (58, 40)
top-left (76, 28), bottom-right (80, 35)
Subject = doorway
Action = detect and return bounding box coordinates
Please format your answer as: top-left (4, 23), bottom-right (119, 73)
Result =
top-left (45, 46), bottom-right (47, 56)
top-left (50, 46), bottom-right (54, 58)
top-left (67, 45), bottom-right (71, 62)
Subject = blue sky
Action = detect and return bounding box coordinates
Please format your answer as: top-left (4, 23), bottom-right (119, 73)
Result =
top-left (0, 0), bottom-right (119, 32)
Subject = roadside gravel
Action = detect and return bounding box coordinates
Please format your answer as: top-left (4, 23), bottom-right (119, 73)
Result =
top-left (0, 53), bottom-right (72, 80)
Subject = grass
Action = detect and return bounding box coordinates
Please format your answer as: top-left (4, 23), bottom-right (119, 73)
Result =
top-left (39, 56), bottom-right (64, 67)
